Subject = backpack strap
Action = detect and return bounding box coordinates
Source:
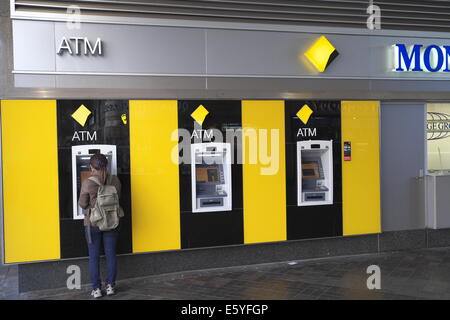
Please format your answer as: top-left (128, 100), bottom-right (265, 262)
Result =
top-left (86, 176), bottom-right (101, 244)
top-left (88, 174), bottom-right (112, 186)
top-left (88, 176), bottom-right (103, 186)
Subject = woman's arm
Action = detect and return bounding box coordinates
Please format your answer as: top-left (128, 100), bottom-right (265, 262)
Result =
top-left (113, 175), bottom-right (122, 199)
top-left (78, 180), bottom-right (91, 210)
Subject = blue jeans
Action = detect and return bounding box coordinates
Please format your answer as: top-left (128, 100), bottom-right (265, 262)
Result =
top-left (85, 226), bottom-right (118, 290)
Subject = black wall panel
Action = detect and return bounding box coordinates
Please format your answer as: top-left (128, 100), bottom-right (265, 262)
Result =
top-left (285, 100), bottom-right (342, 240)
top-left (178, 100), bottom-right (244, 249)
top-left (57, 100), bottom-right (132, 258)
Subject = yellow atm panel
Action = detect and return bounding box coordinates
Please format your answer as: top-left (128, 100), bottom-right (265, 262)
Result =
top-left (341, 101), bottom-right (381, 236)
top-left (242, 100), bottom-right (287, 244)
top-left (2, 100), bottom-right (60, 263)
top-left (129, 100), bottom-right (181, 253)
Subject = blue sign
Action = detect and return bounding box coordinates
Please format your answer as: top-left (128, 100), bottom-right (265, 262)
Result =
top-left (395, 44), bottom-right (450, 72)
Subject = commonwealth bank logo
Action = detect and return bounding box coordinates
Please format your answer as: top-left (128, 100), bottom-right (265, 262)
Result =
top-left (296, 104), bottom-right (314, 125)
top-left (71, 104), bottom-right (92, 127)
top-left (304, 36), bottom-right (339, 72)
top-left (191, 104), bottom-right (209, 125)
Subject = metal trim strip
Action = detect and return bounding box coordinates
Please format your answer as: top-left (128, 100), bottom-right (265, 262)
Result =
top-left (12, 70), bottom-right (450, 82)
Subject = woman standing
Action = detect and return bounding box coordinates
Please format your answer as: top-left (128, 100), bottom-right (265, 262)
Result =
top-left (78, 153), bottom-right (122, 298)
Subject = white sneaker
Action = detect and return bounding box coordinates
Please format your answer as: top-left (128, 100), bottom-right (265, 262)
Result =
top-left (106, 284), bottom-right (115, 296)
top-left (91, 288), bottom-right (102, 298)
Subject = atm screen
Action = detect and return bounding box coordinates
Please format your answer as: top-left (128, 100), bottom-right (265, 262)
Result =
top-left (196, 166), bottom-right (220, 182)
top-left (72, 145), bottom-right (117, 220)
top-left (302, 169), bottom-right (316, 176)
top-left (76, 156), bottom-right (91, 199)
top-left (302, 162), bottom-right (320, 179)
top-left (80, 171), bottom-right (91, 186)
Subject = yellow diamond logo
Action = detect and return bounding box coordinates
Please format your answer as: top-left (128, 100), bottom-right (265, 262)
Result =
top-left (296, 104), bottom-right (314, 125)
top-left (71, 104), bottom-right (92, 127)
top-left (304, 36), bottom-right (339, 72)
top-left (191, 105), bottom-right (209, 125)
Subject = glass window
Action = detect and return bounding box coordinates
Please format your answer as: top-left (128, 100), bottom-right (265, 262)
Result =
top-left (427, 103), bottom-right (450, 172)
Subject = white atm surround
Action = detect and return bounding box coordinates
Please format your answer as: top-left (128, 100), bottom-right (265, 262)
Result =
top-left (71, 144), bottom-right (117, 220)
top-left (191, 142), bottom-right (232, 213)
top-left (297, 140), bottom-right (333, 206)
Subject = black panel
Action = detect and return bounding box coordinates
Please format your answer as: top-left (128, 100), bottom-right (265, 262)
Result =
top-left (180, 211), bottom-right (244, 248)
top-left (285, 100), bottom-right (342, 240)
top-left (178, 100), bottom-right (243, 249)
top-left (57, 100), bottom-right (132, 259)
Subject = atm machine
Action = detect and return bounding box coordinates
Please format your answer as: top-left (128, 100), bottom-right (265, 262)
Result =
top-left (191, 142), bottom-right (232, 212)
top-left (297, 140), bottom-right (333, 206)
top-left (71, 145), bottom-right (117, 220)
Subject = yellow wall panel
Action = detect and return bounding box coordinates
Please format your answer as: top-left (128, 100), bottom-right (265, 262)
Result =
top-left (2, 100), bottom-right (60, 263)
top-left (341, 101), bottom-right (381, 236)
top-left (129, 100), bottom-right (181, 252)
top-left (242, 100), bottom-right (287, 244)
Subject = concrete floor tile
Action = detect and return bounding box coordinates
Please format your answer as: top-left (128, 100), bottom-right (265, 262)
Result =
top-left (7, 247), bottom-right (450, 300)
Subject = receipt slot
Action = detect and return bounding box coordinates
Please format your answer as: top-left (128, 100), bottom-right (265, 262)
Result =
top-left (297, 140), bottom-right (333, 206)
top-left (71, 145), bottom-right (117, 220)
top-left (191, 142), bottom-right (232, 213)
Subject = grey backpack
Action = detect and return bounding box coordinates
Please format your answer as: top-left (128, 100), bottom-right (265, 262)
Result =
top-left (88, 175), bottom-right (123, 231)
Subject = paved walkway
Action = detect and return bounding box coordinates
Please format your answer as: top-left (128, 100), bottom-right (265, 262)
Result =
top-left (3, 247), bottom-right (450, 300)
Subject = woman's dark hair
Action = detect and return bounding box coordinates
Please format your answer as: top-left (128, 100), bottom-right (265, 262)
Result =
top-left (90, 153), bottom-right (108, 170)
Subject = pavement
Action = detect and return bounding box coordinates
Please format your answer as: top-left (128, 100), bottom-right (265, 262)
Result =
top-left (3, 247), bottom-right (450, 300)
